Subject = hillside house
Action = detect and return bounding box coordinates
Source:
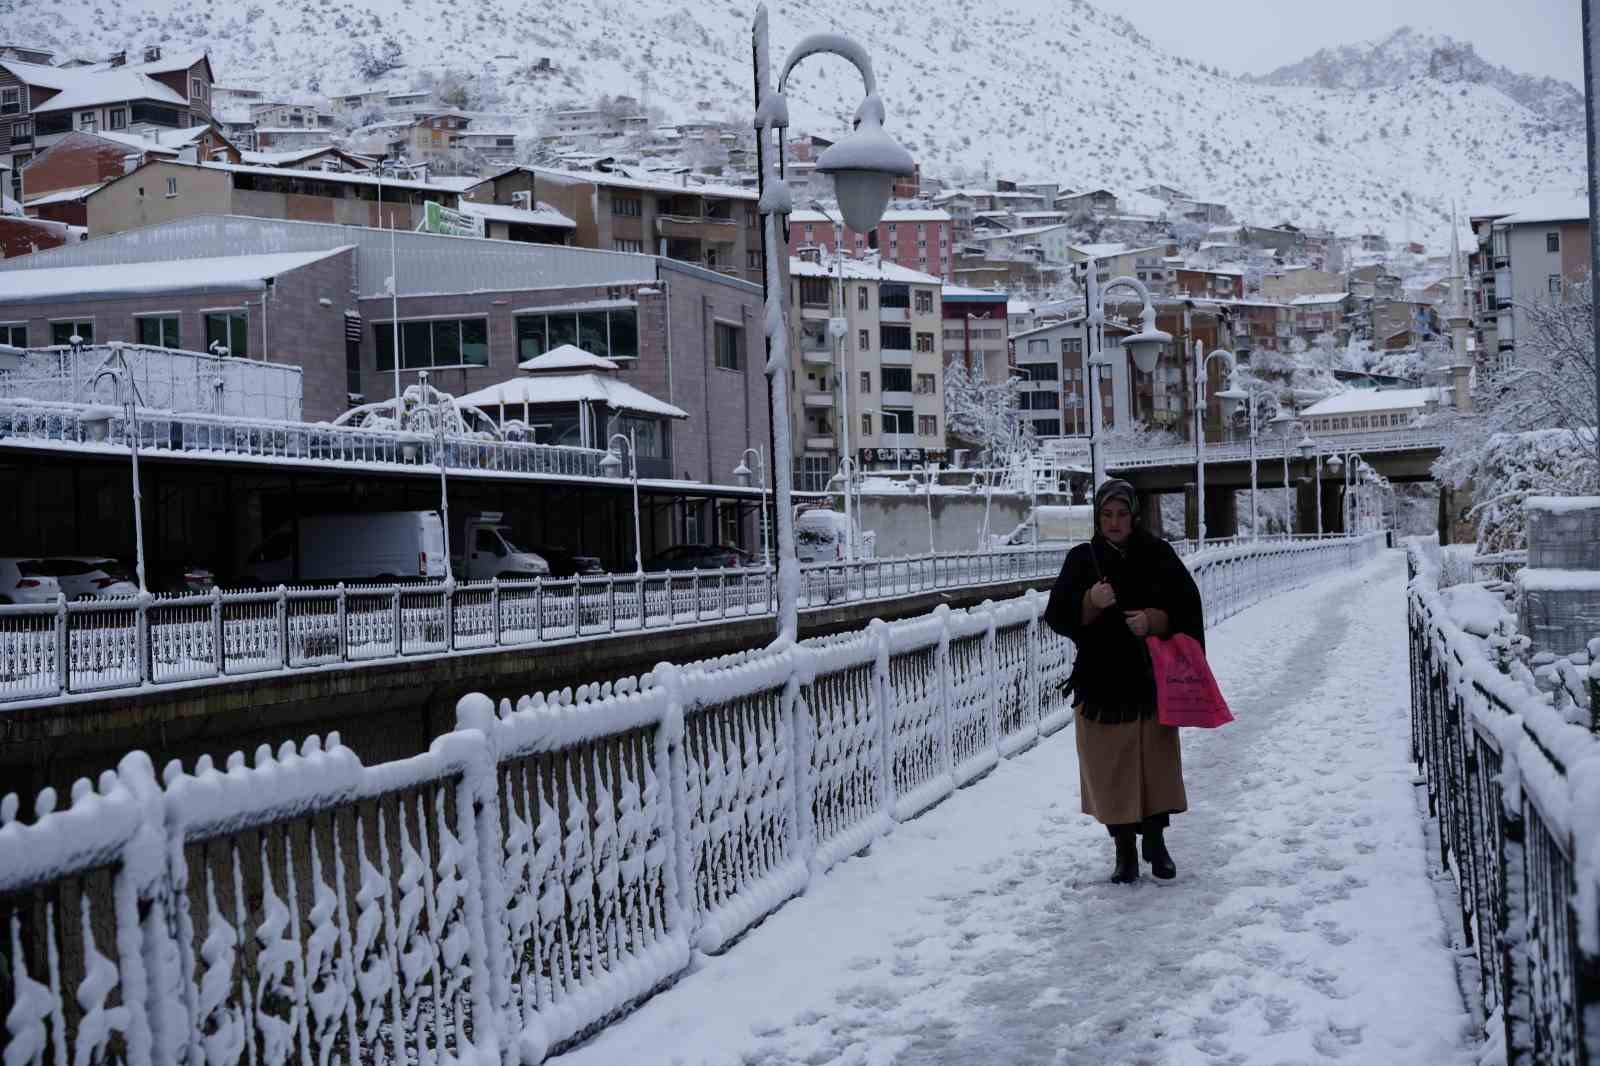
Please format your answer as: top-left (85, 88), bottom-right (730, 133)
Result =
top-left (1297, 387), bottom-right (1445, 435)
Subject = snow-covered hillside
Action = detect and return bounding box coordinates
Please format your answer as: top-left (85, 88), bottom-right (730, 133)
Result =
top-left (9, 0), bottom-right (1585, 246)
top-left (1251, 26), bottom-right (1582, 129)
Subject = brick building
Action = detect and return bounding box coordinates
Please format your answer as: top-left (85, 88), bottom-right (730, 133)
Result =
top-left (18, 128), bottom-right (239, 225)
top-left (787, 207), bottom-right (954, 281)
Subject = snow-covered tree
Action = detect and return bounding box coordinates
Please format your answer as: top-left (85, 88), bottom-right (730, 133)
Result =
top-left (943, 361), bottom-right (1034, 458)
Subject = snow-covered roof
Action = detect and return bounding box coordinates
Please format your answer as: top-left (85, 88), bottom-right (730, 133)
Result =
top-left (101, 50), bottom-right (208, 77)
top-left (973, 222), bottom-right (1072, 240)
top-left (941, 284), bottom-right (1008, 299)
top-left (789, 207), bottom-right (951, 224)
top-left (0, 247), bottom-right (353, 304)
top-left (459, 200), bottom-right (577, 229)
top-left (82, 129), bottom-right (180, 155)
top-left (199, 161), bottom-right (450, 194)
top-left (238, 147), bottom-right (353, 167)
top-left (530, 165), bottom-right (756, 201)
top-left (1291, 293), bottom-right (1350, 306)
top-left (0, 58), bottom-right (88, 92)
top-left (788, 256), bottom-right (941, 285)
top-left (22, 182), bottom-right (107, 206)
top-left (30, 69), bottom-right (188, 114)
top-left (1068, 242), bottom-right (1128, 258)
top-left (457, 373), bottom-right (688, 419)
top-left (518, 345), bottom-right (618, 372)
top-left (1495, 194), bottom-right (1589, 227)
top-left (1297, 387), bottom-right (1442, 417)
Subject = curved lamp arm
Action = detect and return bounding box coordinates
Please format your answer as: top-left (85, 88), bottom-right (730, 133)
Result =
top-left (1093, 274), bottom-right (1160, 334)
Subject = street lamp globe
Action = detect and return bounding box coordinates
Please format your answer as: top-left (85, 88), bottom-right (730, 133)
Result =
top-left (733, 460), bottom-right (754, 487)
top-left (1324, 453), bottom-right (1344, 474)
top-left (1297, 434), bottom-right (1317, 459)
top-left (1213, 383), bottom-right (1249, 419)
top-left (599, 448), bottom-right (624, 477)
top-left (1122, 329), bottom-right (1171, 374)
top-left (814, 103), bottom-right (915, 235)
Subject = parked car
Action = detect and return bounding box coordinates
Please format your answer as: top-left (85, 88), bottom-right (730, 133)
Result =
top-left (241, 512), bottom-right (450, 586)
top-left (528, 546), bottom-right (605, 578)
top-left (644, 544), bottom-right (756, 572)
top-left (794, 507), bottom-right (875, 562)
top-left (37, 557), bottom-right (139, 600)
top-left (0, 559), bottom-right (63, 604)
top-left (151, 563), bottom-right (216, 597)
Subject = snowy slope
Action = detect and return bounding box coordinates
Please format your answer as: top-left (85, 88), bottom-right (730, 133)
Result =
top-left (9, 0), bottom-right (1585, 246)
top-left (1252, 26), bottom-right (1582, 129)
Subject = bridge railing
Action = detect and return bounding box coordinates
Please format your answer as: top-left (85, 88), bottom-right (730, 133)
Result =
top-left (1407, 543), bottom-right (1600, 1064)
top-left (1101, 426), bottom-right (1447, 470)
top-left (0, 534), bottom-right (1380, 1065)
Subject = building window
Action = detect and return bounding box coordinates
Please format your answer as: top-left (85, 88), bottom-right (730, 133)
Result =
top-left (915, 332), bottom-right (934, 352)
top-left (1550, 275), bottom-right (1563, 298)
top-left (0, 87), bottom-right (19, 115)
top-left (1019, 362), bottom-right (1058, 381)
top-left (190, 78), bottom-right (207, 101)
top-left (881, 367), bottom-right (912, 392)
top-left (612, 238), bottom-right (644, 253)
top-left (915, 372), bottom-right (937, 395)
top-left (135, 314), bottom-right (181, 348)
top-left (914, 289), bottom-right (933, 313)
top-left (1, 323), bottom-right (26, 346)
top-left (10, 119), bottom-right (31, 143)
top-left (798, 277), bottom-right (830, 307)
top-left (515, 307), bottom-right (638, 362)
top-left (1061, 338), bottom-right (1082, 355)
top-left (857, 286), bottom-right (870, 311)
top-left (861, 412), bottom-right (872, 436)
top-left (1547, 232), bottom-right (1560, 253)
top-left (857, 328), bottom-right (870, 351)
top-left (1033, 418), bottom-right (1061, 436)
top-left (376, 317), bottom-right (490, 370)
top-left (746, 250), bottom-right (761, 270)
top-left (204, 311), bottom-right (249, 358)
top-left (50, 320), bottom-right (93, 346)
top-left (859, 370), bottom-right (871, 393)
top-left (918, 414), bottom-right (938, 436)
top-left (165, 176), bottom-right (178, 197)
top-left (108, 108), bottom-right (126, 130)
top-left (714, 321), bottom-right (743, 370)
top-left (611, 195), bottom-right (642, 216)
top-left (78, 111), bottom-right (97, 131)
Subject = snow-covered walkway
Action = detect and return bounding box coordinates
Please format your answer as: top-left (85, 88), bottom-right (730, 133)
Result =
top-left (554, 550), bottom-right (1479, 1066)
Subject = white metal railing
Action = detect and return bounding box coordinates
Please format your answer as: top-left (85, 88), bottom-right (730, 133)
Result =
top-left (0, 533), bottom-right (1382, 1065)
top-left (1040, 427), bottom-right (1446, 470)
top-left (0, 344), bottom-right (304, 421)
top-left (0, 397), bottom-right (607, 477)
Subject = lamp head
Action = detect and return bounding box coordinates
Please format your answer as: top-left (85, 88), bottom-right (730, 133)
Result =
top-left (1122, 327), bottom-right (1171, 374)
top-left (1325, 454), bottom-right (1344, 473)
top-left (599, 449), bottom-right (623, 477)
top-left (814, 97), bottom-right (915, 235)
top-left (1297, 434), bottom-right (1316, 458)
top-left (1213, 384), bottom-right (1249, 418)
top-left (733, 460), bottom-right (753, 487)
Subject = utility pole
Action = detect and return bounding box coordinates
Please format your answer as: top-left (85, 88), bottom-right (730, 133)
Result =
top-left (1586, 0), bottom-right (1600, 481)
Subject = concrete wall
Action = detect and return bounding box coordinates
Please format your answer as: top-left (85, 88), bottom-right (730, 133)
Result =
top-left (852, 490), bottom-right (1031, 557)
top-left (87, 160), bottom-right (231, 236)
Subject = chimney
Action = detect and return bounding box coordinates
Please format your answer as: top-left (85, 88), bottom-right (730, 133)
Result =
top-left (109, 51), bottom-right (126, 67)
top-left (143, 46), bottom-right (161, 63)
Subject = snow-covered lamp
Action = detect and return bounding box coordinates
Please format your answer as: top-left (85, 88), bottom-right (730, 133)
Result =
top-left (1296, 434), bottom-right (1317, 459)
top-left (80, 404), bottom-right (118, 443)
top-left (600, 447), bottom-right (624, 478)
top-left (1120, 301), bottom-right (1171, 375)
top-left (733, 459), bottom-right (754, 487)
top-left (814, 98), bottom-right (915, 235)
top-left (1324, 454), bottom-right (1344, 474)
top-left (1213, 383), bottom-right (1249, 419)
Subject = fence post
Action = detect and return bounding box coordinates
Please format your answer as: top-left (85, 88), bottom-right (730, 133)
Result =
top-left (277, 585), bottom-right (290, 668)
top-left (490, 577), bottom-right (501, 646)
top-left (870, 618), bottom-right (896, 818)
top-left (654, 661), bottom-right (698, 943)
top-left (534, 577), bottom-right (545, 642)
top-left (788, 644), bottom-right (818, 882)
top-left (934, 604), bottom-right (955, 778)
top-left (55, 592), bottom-right (68, 695)
top-left (211, 586), bottom-right (225, 677)
top-left (335, 582), bottom-right (347, 662)
top-left (136, 591), bottom-right (152, 686)
top-left (980, 600), bottom-right (1000, 751)
top-left (116, 750), bottom-right (182, 1065)
top-left (443, 577), bottom-right (455, 651)
top-left (391, 583), bottom-right (403, 656)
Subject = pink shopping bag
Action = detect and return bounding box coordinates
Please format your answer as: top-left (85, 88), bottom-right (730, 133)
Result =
top-left (1146, 634), bottom-right (1234, 728)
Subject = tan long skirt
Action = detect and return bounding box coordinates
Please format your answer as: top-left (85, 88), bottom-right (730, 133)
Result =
top-left (1074, 707), bottom-right (1188, 826)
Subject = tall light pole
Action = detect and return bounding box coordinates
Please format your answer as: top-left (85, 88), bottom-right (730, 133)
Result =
top-left (1297, 432), bottom-right (1324, 537)
top-left (85, 345), bottom-right (147, 593)
top-left (1215, 375), bottom-right (1260, 541)
top-left (734, 446), bottom-right (771, 569)
top-left (1081, 260), bottom-right (1172, 488)
top-left (1324, 450), bottom-right (1366, 534)
top-left (911, 462), bottom-right (936, 554)
top-left (1191, 343), bottom-right (1238, 547)
top-left (753, 4), bottom-right (914, 643)
top-left (602, 430), bottom-right (643, 575)
top-left (826, 455), bottom-right (861, 561)
top-left (416, 370), bottom-right (453, 578)
top-left (811, 199), bottom-right (854, 507)
top-left (1584, 0), bottom-right (1600, 483)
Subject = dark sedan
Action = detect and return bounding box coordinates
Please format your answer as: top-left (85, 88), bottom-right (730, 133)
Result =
top-left (528, 546), bottom-right (605, 578)
top-left (643, 544), bottom-right (756, 572)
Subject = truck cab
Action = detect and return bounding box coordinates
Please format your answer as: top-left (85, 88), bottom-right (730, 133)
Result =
top-left (455, 513), bottom-right (551, 580)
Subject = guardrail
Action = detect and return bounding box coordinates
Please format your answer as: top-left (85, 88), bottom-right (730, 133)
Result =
top-left (0, 533), bottom-right (1382, 1065)
top-left (0, 398), bottom-right (607, 477)
top-left (1407, 544), bottom-right (1600, 1064)
top-left (1039, 427), bottom-right (1447, 471)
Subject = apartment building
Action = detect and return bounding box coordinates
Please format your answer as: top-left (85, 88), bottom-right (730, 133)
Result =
top-left (788, 207), bottom-right (954, 281)
top-left (19, 127), bottom-right (239, 225)
top-left (1261, 266), bottom-right (1346, 302)
top-left (964, 222), bottom-right (1075, 265)
top-left (1, 49), bottom-right (215, 200)
top-left (502, 165), bottom-right (761, 283)
top-left (788, 255), bottom-right (947, 483)
top-left (941, 285), bottom-right (1009, 385)
top-left (85, 159), bottom-right (461, 236)
top-left (1010, 317), bottom-right (1129, 438)
top-left (1481, 196), bottom-right (1591, 366)
top-left (1172, 267), bottom-right (1244, 301)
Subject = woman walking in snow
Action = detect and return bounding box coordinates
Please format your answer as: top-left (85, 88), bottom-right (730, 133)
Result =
top-left (1044, 478), bottom-right (1205, 884)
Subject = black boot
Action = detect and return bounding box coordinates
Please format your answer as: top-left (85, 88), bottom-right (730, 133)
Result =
top-left (1110, 832), bottom-right (1139, 884)
top-left (1142, 828), bottom-right (1177, 880)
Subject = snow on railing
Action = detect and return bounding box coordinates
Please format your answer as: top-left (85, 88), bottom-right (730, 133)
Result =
top-left (1407, 543), bottom-right (1600, 1065)
top-left (1102, 426), bottom-right (1448, 470)
top-left (0, 397), bottom-right (606, 478)
top-left (0, 534), bottom-right (1380, 1064)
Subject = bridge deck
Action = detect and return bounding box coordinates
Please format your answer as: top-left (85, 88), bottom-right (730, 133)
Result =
top-left (554, 551), bottom-right (1478, 1065)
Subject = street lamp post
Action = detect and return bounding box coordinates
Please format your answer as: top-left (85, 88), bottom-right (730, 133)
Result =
top-left (1215, 376), bottom-right (1263, 540)
top-left (753, 4), bottom-right (914, 643)
top-left (1191, 344), bottom-right (1239, 547)
top-left (602, 430), bottom-right (643, 575)
top-left (734, 447), bottom-right (771, 569)
top-left (415, 370), bottom-right (454, 579)
top-left (1081, 260), bottom-right (1173, 488)
top-left (911, 462), bottom-right (936, 555)
top-left (1269, 411), bottom-right (1301, 535)
top-left (1297, 432), bottom-right (1324, 537)
top-left (826, 456), bottom-right (862, 561)
top-left (85, 345), bottom-right (148, 593)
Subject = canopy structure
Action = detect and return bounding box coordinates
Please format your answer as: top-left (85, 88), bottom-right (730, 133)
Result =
top-left (517, 344), bottom-right (620, 373)
top-left (457, 373), bottom-right (686, 420)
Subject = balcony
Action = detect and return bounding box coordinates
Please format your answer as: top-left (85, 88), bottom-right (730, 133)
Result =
top-left (879, 346), bottom-right (915, 366)
top-left (882, 389), bottom-right (915, 408)
top-left (880, 432), bottom-right (918, 450)
top-left (802, 392), bottom-right (835, 408)
top-left (800, 344), bottom-right (832, 365)
top-left (656, 214), bottom-right (739, 243)
top-left (878, 306), bottom-right (910, 324)
top-left (805, 435), bottom-right (836, 451)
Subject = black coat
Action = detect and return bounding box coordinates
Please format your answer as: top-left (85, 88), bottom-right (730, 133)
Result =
top-left (1043, 529), bottom-right (1205, 722)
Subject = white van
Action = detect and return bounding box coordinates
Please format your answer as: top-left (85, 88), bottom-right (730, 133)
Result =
top-left (1005, 505), bottom-right (1095, 547)
top-left (794, 508), bottom-right (875, 562)
top-left (242, 511), bottom-right (449, 585)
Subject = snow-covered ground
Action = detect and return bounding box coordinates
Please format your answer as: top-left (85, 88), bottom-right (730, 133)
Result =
top-left (552, 550), bottom-right (1479, 1066)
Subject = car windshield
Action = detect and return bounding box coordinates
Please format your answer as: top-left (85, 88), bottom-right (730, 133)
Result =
top-left (15, 560), bottom-right (49, 576)
top-left (38, 559), bottom-right (98, 576)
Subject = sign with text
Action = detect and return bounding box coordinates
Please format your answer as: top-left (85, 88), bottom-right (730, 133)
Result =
top-left (421, 200), bottom-right (485, 239)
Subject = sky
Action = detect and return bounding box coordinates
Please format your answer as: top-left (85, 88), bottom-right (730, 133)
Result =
top-left (1093, 0), bottom-right (1585, 88)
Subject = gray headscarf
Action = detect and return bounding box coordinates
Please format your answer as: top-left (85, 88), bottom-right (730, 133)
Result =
top-left (1093, 478), bottom-right (1138, 517)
